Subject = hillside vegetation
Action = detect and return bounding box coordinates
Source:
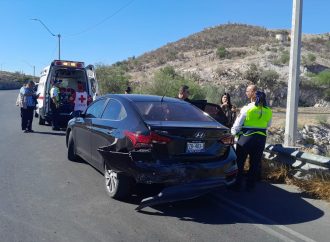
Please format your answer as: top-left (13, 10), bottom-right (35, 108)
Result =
top-left (96, 24), bottom-right (330, 107)
top-left (0, 71), bottom-right (35, 89)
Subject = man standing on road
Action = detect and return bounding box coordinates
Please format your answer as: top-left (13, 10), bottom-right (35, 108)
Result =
top-left (231, 85), bottom-right (272, 191)
top-left (50, 80), bottom-right (61, 131)
top-left (17, 80), bottom-right (38, 133)
top-left (178, 85), bottom-right (191, 102)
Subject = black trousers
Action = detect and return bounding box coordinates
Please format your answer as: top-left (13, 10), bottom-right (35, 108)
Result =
top-left (235, 134), bottom-right (266, 185)
top-left (50, 102), bottom-right (59, 128)
top-left (21, 107), bottom-right (34, 131)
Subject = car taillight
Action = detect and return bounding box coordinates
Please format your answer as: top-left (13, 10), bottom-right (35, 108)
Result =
top-left (219, 134), bottom-right (234, 145)
top-left (124, 131), bottom-right (171, 148)
top-left (87, 95), bottom-right (93, 105)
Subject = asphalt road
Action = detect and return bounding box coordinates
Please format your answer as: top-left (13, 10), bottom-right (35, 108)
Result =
top-left (1, 89), bottom-right (329, 242)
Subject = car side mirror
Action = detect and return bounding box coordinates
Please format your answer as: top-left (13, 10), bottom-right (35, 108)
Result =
top-left (71, 110), bottom-right (84, 118)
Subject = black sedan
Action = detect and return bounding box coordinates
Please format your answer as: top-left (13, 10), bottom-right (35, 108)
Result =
top-left (66, 94), bottom-right (237, 209)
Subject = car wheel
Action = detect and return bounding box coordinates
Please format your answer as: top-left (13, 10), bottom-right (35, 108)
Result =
top-left (104, 165), bottom-right (132, 199)
top-left (39, 115), bottom-right (45, 125)
top-left (67, 132), bottom-right (77, 161)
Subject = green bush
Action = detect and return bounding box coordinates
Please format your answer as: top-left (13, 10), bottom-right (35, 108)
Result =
top-left (96, 64), bottom-right (130, 94)
top-left (314, 70), bottom-right (330, 86)
top-left (244, 63), bottom-right (260, 83)
top-left (259, 70), bottom-right (279, 88)
top-left (203, 85), bottom-right (225, 104)
top-left (313, 70), bottom-right (330, 100)
top-left (216, 46), bottom-right (229, 59)
top-left (302, 53), bottom-right (317, 66)
top-left (271, 50), bottom-right (290, 66)
top-left (142, 66), bottom-right (206, 100)
top-left (279, 51), bottom-right (290, 65)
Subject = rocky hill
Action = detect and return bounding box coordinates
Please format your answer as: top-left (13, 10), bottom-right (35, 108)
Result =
top-left (0, 71), bottom-right (35, 89)
top-left (109, 24), bottom-right (330, 107)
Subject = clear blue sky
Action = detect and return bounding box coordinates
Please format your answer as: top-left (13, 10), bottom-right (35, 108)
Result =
top-left (0, 0), bottom-right (329, 76)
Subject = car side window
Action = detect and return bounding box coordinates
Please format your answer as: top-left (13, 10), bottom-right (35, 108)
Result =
top-left (102, 99), bottom-right (127, 121)
top-left (85, 99), bottom-right (106, 118)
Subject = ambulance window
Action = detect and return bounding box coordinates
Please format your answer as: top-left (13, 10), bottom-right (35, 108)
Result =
top-left (85, 99), bottom-right (106, 118)
top-left (102, 99), bottom-right (127, 120)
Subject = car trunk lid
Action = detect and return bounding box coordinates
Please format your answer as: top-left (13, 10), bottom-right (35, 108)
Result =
top-left (143, 121), bottom-right (232, 162)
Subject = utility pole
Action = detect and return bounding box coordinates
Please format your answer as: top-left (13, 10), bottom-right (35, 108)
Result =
top-left (58, 34), bottom-right (61, 60)
top-left (284, 0), bottom-right (303, 147)
top-left (31, 18), bottom-right (61, 60)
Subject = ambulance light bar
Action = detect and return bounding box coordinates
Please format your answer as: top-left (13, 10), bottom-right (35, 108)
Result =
top-left (53, 60), bottom-right (85, 68)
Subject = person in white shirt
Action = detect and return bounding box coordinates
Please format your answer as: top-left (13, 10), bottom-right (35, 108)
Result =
top-left (50, 80), bottom-right (61, 130)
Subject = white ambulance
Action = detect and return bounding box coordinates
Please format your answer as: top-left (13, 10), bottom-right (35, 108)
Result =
top-left (36, 60), bottom-right (99, 126)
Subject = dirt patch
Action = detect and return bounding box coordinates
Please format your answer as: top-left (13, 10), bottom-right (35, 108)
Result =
top-left (271, 107), bottom-right (330, 129)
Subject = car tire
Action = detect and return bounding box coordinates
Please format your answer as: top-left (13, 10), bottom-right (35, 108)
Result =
top-left (39, 115), bottom-right (45, 125)
top-left (104, 165), bottom-right (132, 199)
top-left (67, 132), bottom-right (77, 161)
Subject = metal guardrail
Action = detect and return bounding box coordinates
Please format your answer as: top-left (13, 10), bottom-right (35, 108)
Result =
top-left (263, 143), bottom-right (330, 174)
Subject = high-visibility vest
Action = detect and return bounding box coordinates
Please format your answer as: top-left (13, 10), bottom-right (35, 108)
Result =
top-left (241, 105), bottom-right (272, 136)
top-left (74, 91), bottom-right (88, 111)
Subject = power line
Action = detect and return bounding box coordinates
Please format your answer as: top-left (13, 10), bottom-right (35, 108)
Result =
top-left (66, 0), bottom-right (136, 38)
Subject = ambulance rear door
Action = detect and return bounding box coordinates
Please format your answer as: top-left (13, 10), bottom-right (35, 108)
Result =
top-left (86, 64), bottom-right (99, 100)
top-left (36, 66), bottom-right (50, 116)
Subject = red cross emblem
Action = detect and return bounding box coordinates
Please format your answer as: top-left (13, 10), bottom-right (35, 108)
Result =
top-left (79, 95), bottom-right (86, 103)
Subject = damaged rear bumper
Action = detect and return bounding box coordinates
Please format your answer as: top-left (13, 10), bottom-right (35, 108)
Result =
top-left (98, 146), bottom-right (237, 210)
top-left (98, 146), bottom-right (237, 185)
top-left (136, 177), bottom-right (233, 210)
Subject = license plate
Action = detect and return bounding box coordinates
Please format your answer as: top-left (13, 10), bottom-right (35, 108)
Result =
top-left (186, 142), bottom-right (205, 153)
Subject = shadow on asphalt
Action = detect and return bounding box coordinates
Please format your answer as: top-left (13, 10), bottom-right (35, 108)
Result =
top-left (135, 182), bottom-right (324, 226)
top-left (30, 131), bottom-right (66, 136)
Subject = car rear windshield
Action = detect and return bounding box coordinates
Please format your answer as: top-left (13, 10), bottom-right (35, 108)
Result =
top-left (134, 101), bottom-right (214, 122)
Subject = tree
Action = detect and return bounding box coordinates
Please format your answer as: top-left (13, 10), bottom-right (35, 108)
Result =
top-left (96, 65), bottom-right (130, 94)
top-left (145, 66), bottom-right (205, 99)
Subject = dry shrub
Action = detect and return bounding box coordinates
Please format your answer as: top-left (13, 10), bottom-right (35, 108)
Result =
top-left (261, 160), bottom-right (330, 202)
top-left (261, 160), bottom-right (289, 183)
top-left (292, 171), bottom-right (330, 202)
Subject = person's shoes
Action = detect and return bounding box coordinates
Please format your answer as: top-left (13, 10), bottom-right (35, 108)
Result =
top-left (28, 129), bottom-right (34, 133)
top-left (23, 130), bottom-right (29, 133)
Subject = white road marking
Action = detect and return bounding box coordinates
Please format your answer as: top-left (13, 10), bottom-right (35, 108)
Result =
top-left (210, 197), bottom-right (296, 242)
top-left (212, 194), bottom-right (317, 242)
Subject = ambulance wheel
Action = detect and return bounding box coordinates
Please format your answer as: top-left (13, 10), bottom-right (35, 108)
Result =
top-left (39, 115), bottom-right (45, 125)
top-left (68, 132), bottom-right (77, 161)
top-left (104, 165), bottom-right (132, 199)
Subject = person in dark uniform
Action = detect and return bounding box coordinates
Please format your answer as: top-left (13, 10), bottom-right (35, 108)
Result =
top-left (231, 85), bottom-right (272, 191)
top-left (177, 85), bottom-right (191, 102)
top-left (50, 80), bottom-right (61, 130)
